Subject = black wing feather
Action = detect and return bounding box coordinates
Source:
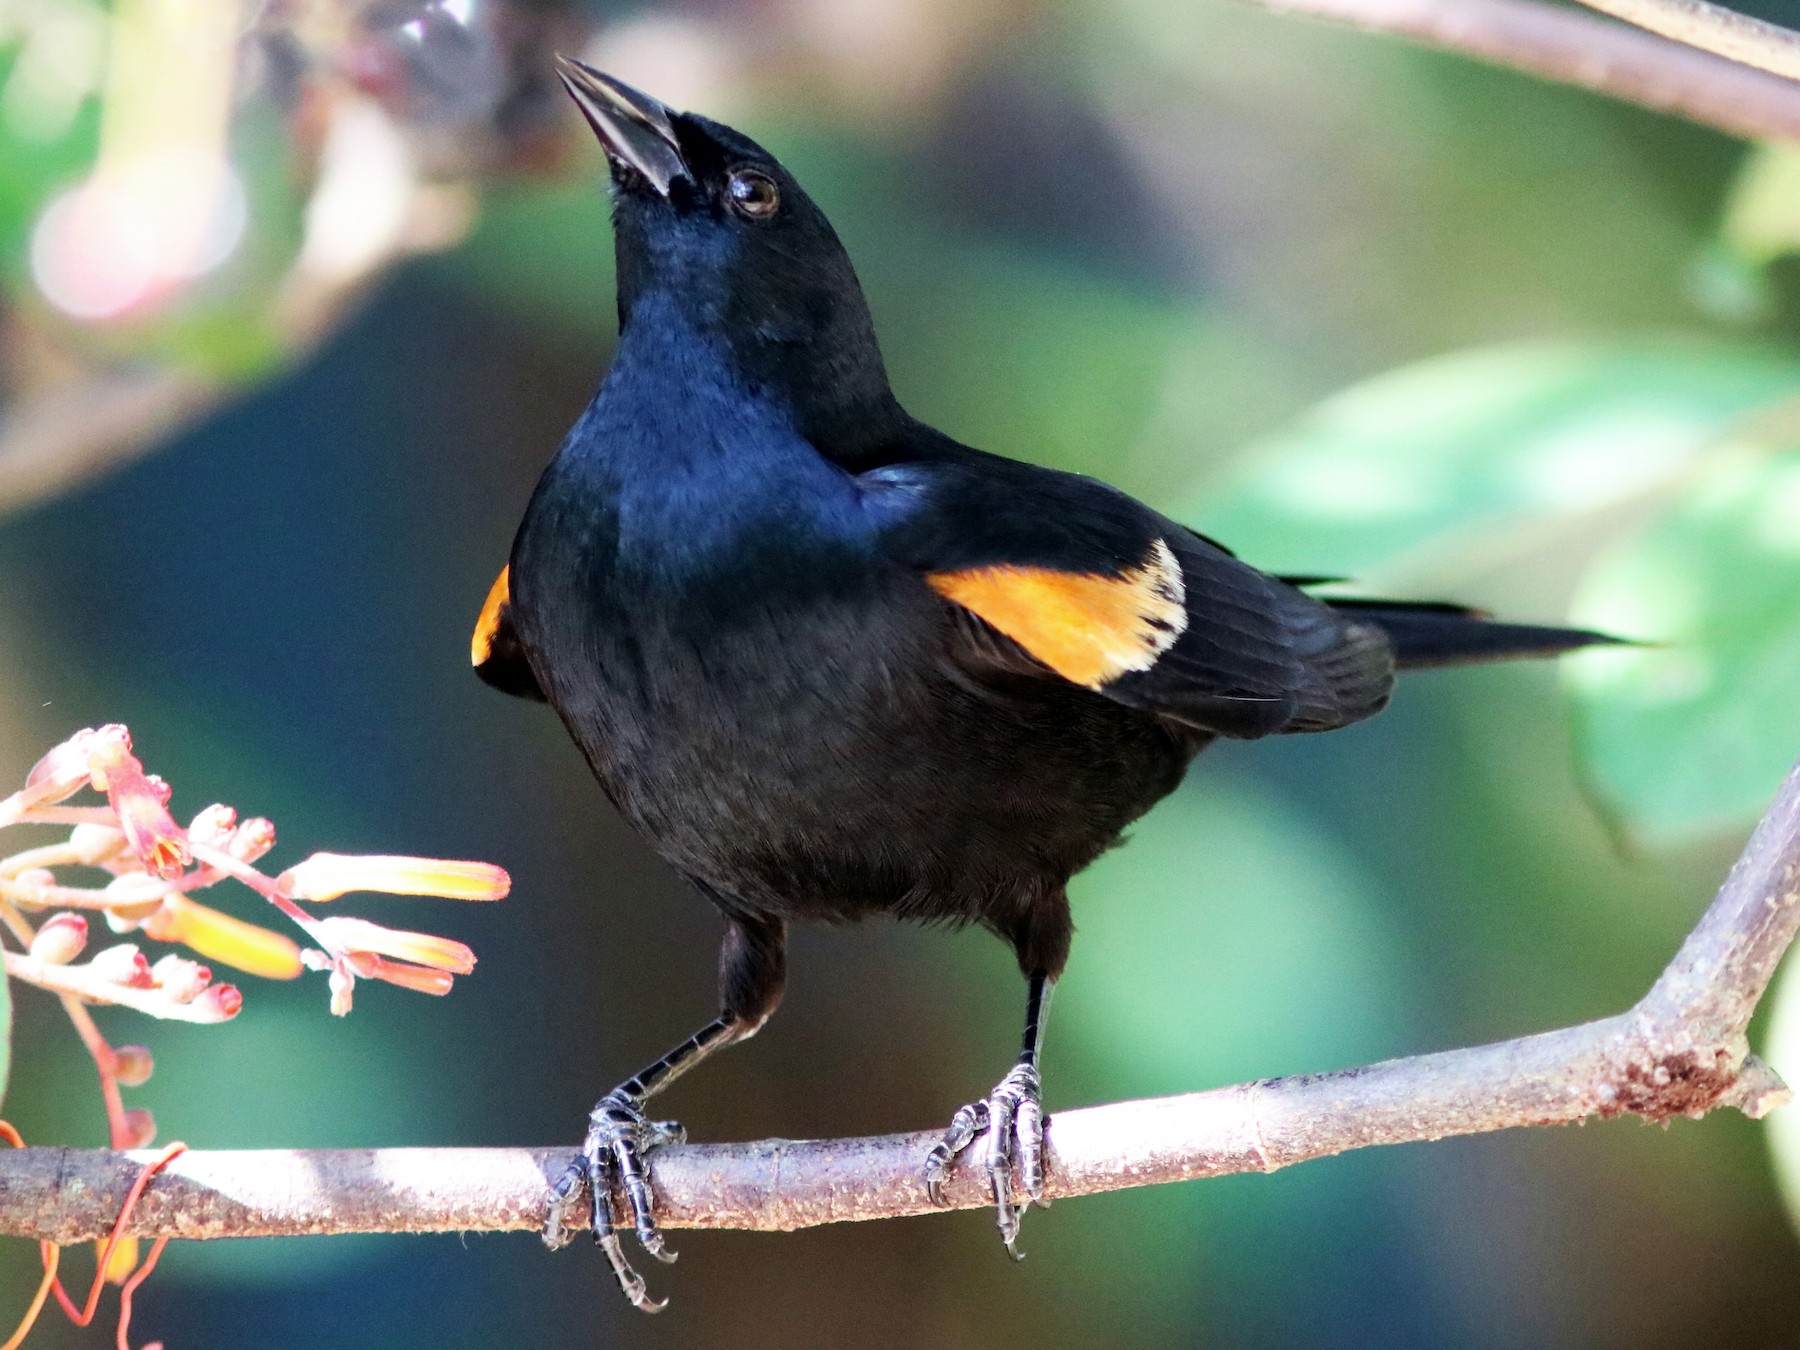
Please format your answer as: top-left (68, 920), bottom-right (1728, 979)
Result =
top-left (860, 445), bottom-right (1396, 739)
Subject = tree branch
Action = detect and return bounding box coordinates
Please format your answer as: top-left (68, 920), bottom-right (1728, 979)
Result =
top-left (1247, 0), bottom-right (1800, 143)
top-left (0, 758), bottom-right (1797, 1244)
top-left (1568, 0), bottom-right (1800, 85)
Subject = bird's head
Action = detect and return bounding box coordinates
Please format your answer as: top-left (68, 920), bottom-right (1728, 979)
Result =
top-left (556, 57), bottom-right (902, 453)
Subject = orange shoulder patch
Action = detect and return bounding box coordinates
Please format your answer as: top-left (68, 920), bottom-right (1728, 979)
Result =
top-left (927, 538), bottom-right (1187, 689)
top-left (471, 565), bottom-right (513, 668)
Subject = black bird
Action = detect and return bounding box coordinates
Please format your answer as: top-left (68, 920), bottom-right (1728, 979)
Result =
top-left (474, 58), bottom-right (1621, 1310)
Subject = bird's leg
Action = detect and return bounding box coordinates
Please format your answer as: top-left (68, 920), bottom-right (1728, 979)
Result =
top-left (543, 1016), bottom-right (734, 1308)
top-left (924, 968), bottom-right (1055, 1257)
top-left (544, 911), bottom-right (785, 1313)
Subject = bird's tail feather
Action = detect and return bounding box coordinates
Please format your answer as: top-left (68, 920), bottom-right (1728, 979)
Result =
top-left (1314, 596), bottom-right (1626, 671)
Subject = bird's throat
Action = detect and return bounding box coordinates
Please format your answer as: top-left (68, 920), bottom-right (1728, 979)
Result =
top-left (619, 277), bottom-right (904, 466)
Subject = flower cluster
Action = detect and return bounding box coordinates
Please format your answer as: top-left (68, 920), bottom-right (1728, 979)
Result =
top-left (0, 725), bottom-right (507, 1347)
top-left (0, 724), bottom-right (508, 1147)
top-left (1, 724), bottom-right (506, 1015)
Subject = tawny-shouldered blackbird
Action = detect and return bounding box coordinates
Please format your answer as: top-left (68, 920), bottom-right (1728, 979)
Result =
top-left (473, 58), bottom-right (1621, 1311)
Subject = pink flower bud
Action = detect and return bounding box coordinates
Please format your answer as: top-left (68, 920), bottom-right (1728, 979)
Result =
top-left (358, 954), bottom-right (456, 997)
top-left (13, 868), bottom-right (55, 889)
top-left (70, 725), bottom-right (130, 789)
top-left (30, 913), bottom-right (87, 964)
top-left (228, 817), bottom-right (276, 864)
top-left (69, 823), bottom-right (128, 866)
top-left (120, 1108), bottom-right (156, 1149)
top-left (102, 873), bottom-right (167, 926)
top-left (189, 983), bottom-right (242, 1022)
top-left (89, 943), bottom-right (154, 988)
top-left (317, 917), bottom-right (475, 973)
top-left (186, 805), bottom-right (237, 849)
top-left (150, 954), bottom-right (211, 1002)
top-left (111, 1043), bottom-right (154, 1086)
top-left (22, 740), bottom-right (92, 805)
top-left (103, 873), bottom-right (165, 904)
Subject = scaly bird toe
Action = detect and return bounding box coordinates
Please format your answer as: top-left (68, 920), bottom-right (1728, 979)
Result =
top-left (543, 1089), bottom-right (685, 1312)
top-left (923, 1062), bottom-right (1048, 1257)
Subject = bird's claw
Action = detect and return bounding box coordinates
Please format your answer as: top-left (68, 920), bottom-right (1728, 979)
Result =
top-left (923, 1062), bottom-right (1047, 1257)
top-left (542, 1089), bottom-right (687, 1312)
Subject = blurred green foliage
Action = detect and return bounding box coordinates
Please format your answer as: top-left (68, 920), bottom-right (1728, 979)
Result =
top-left (1189, 341), bottom-right (1800, 844)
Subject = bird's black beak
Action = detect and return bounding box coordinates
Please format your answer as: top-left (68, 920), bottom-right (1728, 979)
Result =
top-left (554, 56), bottom-right (688, 197)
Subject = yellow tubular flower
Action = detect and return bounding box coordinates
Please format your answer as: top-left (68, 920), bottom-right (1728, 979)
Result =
top-left (142, 894), bottom-right (303, 980)
top-left (277, 853), bottom-right (510, 903)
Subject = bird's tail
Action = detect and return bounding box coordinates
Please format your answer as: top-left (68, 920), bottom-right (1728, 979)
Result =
top-left (1310, 595), bottom-right (1626, 671)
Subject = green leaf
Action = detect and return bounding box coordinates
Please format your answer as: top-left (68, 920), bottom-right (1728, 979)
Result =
top-left (1570, 446), bottom-right (1800, 844)
top-left (1179, 341), bottom-right (1800, 580)
top-left (1178, 340), bottom-right (1800, 845)
top-left (1719, 142), bottom-right (1800, 269)
top-left (1692, 143), bottom-right (1800, 322)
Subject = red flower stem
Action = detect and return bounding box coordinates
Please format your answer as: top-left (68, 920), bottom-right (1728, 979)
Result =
top-left (186, 841), bottom-right (330, 944)
top-left (0, 1123), bottom-right (58, 1350)
top-left (50, 1142), bottom-right (186, 1327)
top-left (113, 1235), bottom-right (170, 1350)
top-left (0, 1243), bottom-right (57, 1350)
top-left (61, 998), bottom-right (130, 1149)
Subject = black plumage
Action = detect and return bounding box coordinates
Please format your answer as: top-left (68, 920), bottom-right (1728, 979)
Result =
top-left (480, 60), bottom-right (1622, 1310)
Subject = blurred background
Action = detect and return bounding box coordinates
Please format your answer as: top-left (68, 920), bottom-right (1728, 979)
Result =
top-left (3, 0), bottom-right (1800, 1345)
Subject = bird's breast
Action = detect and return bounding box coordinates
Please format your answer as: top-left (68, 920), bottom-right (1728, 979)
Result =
top-left (512, 432), bottom-right (932, 771)
top-left (512, 453), bottom-right (1190, 923)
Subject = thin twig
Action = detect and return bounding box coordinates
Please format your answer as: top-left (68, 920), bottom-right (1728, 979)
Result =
top-left (1, 757), bottom-right (1798, 1244)
top-left (1568, 0), bottom-right (1800, 84)
top-left (1249, 0), bottom-right (1800, 143)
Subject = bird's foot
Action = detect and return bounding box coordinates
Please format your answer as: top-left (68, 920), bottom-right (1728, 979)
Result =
top-left (923, 1061), bottom-right (1047, 1257)
top-left (543, 1088), bottom-right (687, 1313)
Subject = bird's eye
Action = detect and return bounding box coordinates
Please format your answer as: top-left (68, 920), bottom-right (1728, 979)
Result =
top-left (726, 169), bottom-right (780, 220)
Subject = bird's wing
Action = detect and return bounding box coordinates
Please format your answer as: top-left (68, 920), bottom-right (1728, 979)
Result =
top-left (860, 455), bottom-right (1394, 739)
top-left (470, 566), bottom-right (547, 701)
